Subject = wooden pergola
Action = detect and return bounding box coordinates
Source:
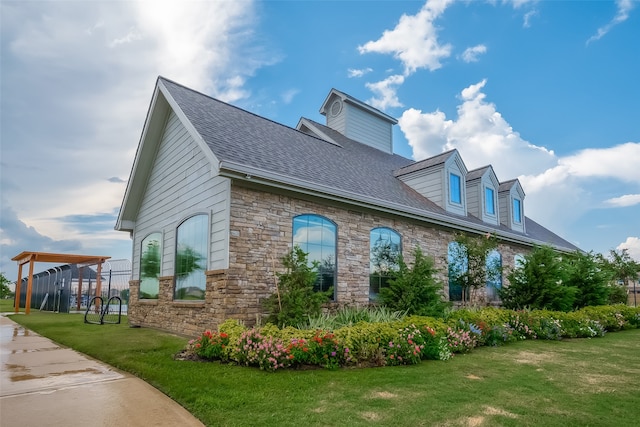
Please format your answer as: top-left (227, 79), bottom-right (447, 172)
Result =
top-left (11, 251), bottom-right (111, 314)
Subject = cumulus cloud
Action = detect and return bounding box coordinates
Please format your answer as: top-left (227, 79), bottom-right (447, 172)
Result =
top-left (603, 194), bottom-right (640, 208)
top-left (617, 237), bottom-right (640, 262)
top-left (348, 68), bottom-right (373, 78)
top-left (398, 79), bottom-right (640, 232)
top-left (587, 0), bottom-right (635, 45)
top-left (358, 0), bottom-right (453, 75)
top-left (460, 44), bottom-right (487, 63)
top-left (358, 0), bottom-right (453, 109)
top-left (365, 75), bottom-right (405, 110)
top-left (0, 1), bottom-right (268, 277)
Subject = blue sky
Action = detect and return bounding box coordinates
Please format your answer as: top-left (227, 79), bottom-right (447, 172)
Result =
top-left (1, 0), bottom-right (639, 281)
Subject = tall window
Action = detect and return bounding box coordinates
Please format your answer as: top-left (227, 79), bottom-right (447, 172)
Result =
top-left (450, 173), bottom-right (462, 204)
top-left (485, 250), bottom-right (502, 301)
top-left (448, 241), bottom-right (467, 301)
top-left (485, 187), bottom-right (495, 215)
top-left (174, 214), bottom-right (208, 300)
top-left (292, 214), bottom-right (336, 297)
top-left (140, 233), bottom-right (161, 299)
top-left (513, 198), bottom-right (522, 223)
top-left (369, 227), bottom-right (401, 300)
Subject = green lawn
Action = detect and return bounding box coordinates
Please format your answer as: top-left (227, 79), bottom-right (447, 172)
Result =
top-left (8, 312), bottom-right (640, 427)
top-left (0, 298), bottom-right (16, 312)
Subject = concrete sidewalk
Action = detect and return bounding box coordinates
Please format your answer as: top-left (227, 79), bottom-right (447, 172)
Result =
top-left (0, 314), bottom-right (204, 427)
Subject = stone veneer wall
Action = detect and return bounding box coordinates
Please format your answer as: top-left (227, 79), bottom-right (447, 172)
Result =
top-left (128, 183), bottom-right (531, 336)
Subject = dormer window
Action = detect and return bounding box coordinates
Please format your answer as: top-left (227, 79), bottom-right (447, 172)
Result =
top-left (450, 173), bottom-right (462, 204)
top-left (485, 187), bottom-right (495, 215)
top-left (513, 198), bottom-right (522, 223)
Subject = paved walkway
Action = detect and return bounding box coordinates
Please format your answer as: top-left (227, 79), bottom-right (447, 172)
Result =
top-left (0, 314), bottom-right (204, 427)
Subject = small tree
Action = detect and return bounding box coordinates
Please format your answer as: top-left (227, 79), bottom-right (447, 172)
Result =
top-left (500, 245), bottom-right (576, 311)
top-left (447, 232), bottom-right (501, 304)
top-left (565, 251), bottom-right (610, 308)
top-left (379, 247), bottom-right (450, 317)
top-left (263, 246), bottom-right (331, 327)
top-left (0, 272), bottom-right (12, 299)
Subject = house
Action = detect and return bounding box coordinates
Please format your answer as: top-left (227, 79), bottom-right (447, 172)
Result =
top-left (115, 77), bottom-right (578, 336)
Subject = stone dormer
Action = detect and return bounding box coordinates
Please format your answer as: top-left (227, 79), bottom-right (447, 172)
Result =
top-left (318, 88), bottom-right (397, 153)
top-left (466, 165), bottom-right (500, 226)
top-left (498, 179), bottom-right (526, 233)
top-left (394, 149), bottom-right (468, 216)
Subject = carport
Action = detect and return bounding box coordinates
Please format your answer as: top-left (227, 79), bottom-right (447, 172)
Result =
top-left (11, 252), bottom-right (110, 314)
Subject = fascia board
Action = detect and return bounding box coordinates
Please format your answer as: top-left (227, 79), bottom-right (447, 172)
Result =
top-left (115, 83), bottom-right (167, 231)
top-left (157, 80), bottom-right (221, 175)
top-left (295, 118), bottom-right (342, 147)
top-left (218, 160), bottom-right (571, 252)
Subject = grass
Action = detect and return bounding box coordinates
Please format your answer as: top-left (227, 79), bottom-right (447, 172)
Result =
top-left (8, 312), bottom-right (640, 427)
top-left (0, 298), bottom-right (17, 312)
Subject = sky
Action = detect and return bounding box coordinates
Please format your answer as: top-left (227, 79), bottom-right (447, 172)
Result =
top-left (1, 0), bottom-right (639, 282)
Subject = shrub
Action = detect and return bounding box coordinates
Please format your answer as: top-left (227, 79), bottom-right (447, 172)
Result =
top-left (262, 247), bottom-right (331, 327)
top-left (565, 251), bottom-right (610, 308)
top-left (310, 331), bottom-right (349, 369)
top-left (385, 325), bottom-right (424, 366)
top-left (234, 328), bottom-right (292, 372)
top-left (379, 247), bottom-right (450, 317)
top-left (608, 285), bottom-right (629, 305)
top-left (190, 330), bottom-right (230, 361)
top-left (446, 326), bottom-right (478, 353)
top-left (500, 245), bottom-right (577, 311)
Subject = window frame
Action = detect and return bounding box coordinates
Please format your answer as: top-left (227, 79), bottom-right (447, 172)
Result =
top-left (485, 186), bottom-right (495, 216)
top-left (174, 214), bottom-right (209, 301)
top-left (292, 214), bottom-right (337, 300)
top-left (513, 198), bottom-right (522, 223)
top-left (139, 232), bottom-right (162, 299)
top-left (450, 172), bottom-right (462, 205)
top-left (369, 227), bottom-right (402, 301)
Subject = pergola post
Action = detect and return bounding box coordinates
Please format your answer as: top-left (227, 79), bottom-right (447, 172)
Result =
top-left (14, 263), bottom-right (24, 313)
top-left (77, 267), bottom-right (83, 311)
top-left (25, 256), bottom-right (35, 315)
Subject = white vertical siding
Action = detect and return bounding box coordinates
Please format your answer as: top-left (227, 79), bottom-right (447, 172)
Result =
top-left (131, 110), bottom-right (230, 278)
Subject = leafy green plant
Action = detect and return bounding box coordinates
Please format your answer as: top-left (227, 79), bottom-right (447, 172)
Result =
top-left (262, 246), bottom-right (331, 327)
top-left (190, 330), bottom-right (230, 360)
top-left (500, 245), bottom-right (577, 311)
top-left (379, 247), bottom-right (450, 317)
top-left (564, 251), bottom-right (610, 308)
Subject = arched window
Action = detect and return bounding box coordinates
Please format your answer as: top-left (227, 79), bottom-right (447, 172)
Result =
top-left (486, 249), bottom-right (502, 301)
top-left (292, 214), bottom-right (336, 298)
top-left (140, 232), bottom-right (161, 299)
top-left (370, 227), bottom-right (401, 300)
top-left (174, 214), bottom-right (208, 300)
top-left (448, 241), bottom-right (467, 302)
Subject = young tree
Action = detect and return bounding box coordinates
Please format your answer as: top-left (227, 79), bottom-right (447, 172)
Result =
top-left (379, 247), bottom-right (450, 317)
top-left (447, 232), bottom-right (501, 304)
top-left (564, 251), bottom-right (610, 308)
top-left (599, 249), bottom-right (640, 306)
top-left (0, 272), bottom-right (12, 299)
top-left (263, 246), bottom-right (331, 327)
top-left (500, 245), bottom-right (576, 311)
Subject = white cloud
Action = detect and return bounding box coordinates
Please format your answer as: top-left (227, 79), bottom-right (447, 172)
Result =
top-left (0, 0), bottom-right (268, 277)
top-left (365, 75), bottom-right (405, 110)
top-left (460, 44), bottom-right (487, 63)
top-left (348, 68), bottom-right (373, 78)
top-left (604, 194), bottom-right (640, 208)
top-left (281, 89), bottom-right (300, 105)
top-left (399, 79), bottom-right (556, 178)
top-left (587, 0), bottom-right (635, 45)
top-left (522, 10), bottom-right (538, 28)
top-left (398, 79), bottom-right (640, 233)
top-left (358, 0), bottom-right (453, 74)
top-left (617, 237), bottom-right (640, 262)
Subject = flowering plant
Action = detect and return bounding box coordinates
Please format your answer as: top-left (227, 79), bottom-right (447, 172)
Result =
top-left (235, 328), bottom-right (292, 372)
top-left (385, 325), bottom-right (424, 366)
top-left (446, 327), bottom-right (477, 353)
top-left (310, 332), bottom-right (349, 369)
top-left (191, 330), bottom-right (230, 361)
top-left (286, 338), bottom-right (312, 365)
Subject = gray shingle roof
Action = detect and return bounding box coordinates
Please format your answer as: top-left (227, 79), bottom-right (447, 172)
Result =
top-left (159, 77), bottom-right (578, 252)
